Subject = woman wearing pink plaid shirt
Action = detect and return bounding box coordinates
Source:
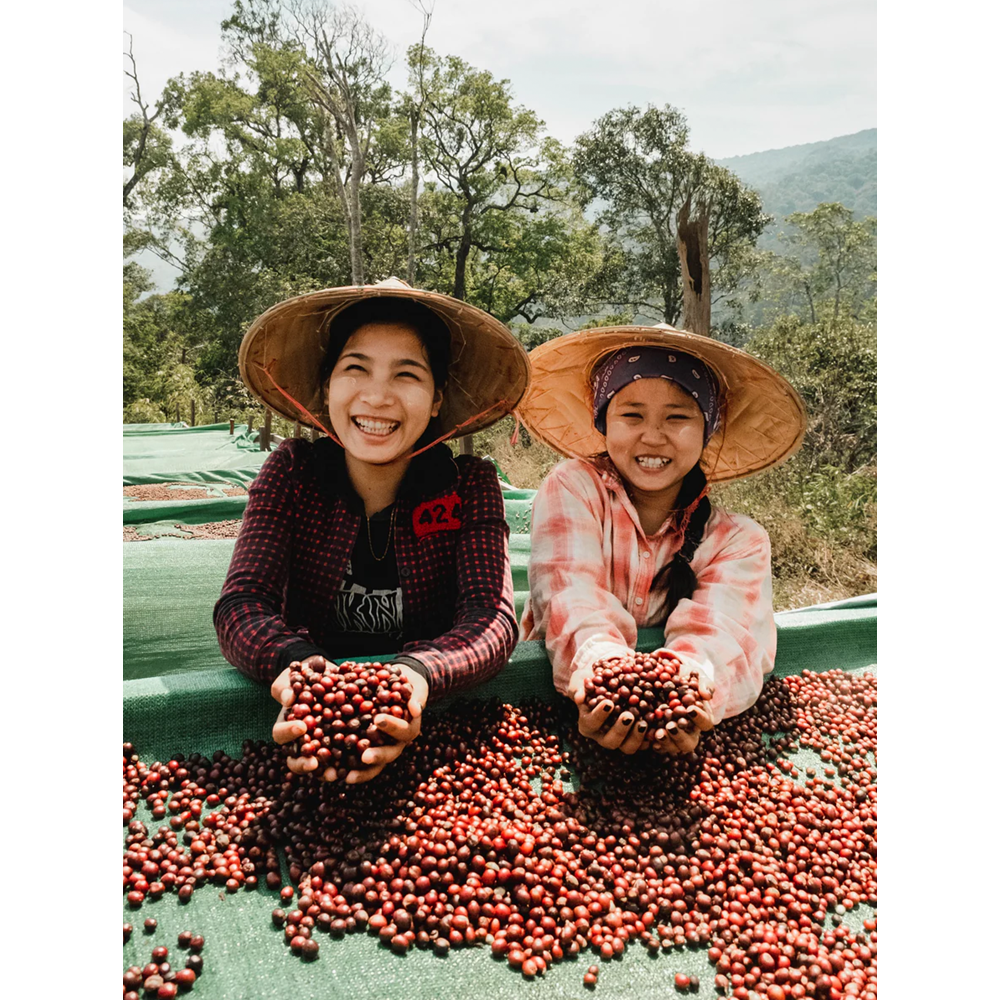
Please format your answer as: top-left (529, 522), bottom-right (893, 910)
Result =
top-left (216, 280), bottom-right (529, 784)
top-left (517, 327), bottom-right (806, 757)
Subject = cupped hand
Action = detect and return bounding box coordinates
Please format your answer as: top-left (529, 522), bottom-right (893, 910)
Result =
top-left (648, 651), bottom-right (716, 754)
top-left (567, 669), bottom-right (647, 755)
top-left (271, 655), bottom-right (328, 776)
top-left (344, 665), bottom-right (429, 785)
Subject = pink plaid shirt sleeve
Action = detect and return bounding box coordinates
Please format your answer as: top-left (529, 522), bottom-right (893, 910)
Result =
top-left (520, 461), bottom-right (637, 694)
top-left (521, 459), bottom-right (775, 720)
top-left (660, 513), bottom-right (776, 722)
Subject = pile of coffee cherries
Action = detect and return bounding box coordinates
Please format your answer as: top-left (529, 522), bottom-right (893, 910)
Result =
top-left (122, 739), bottom-right (279, 907)
top-left (122, 927), bottom-right (205, 997)
top-left (584, 651), bottom-right (709, 737)
top-left (124, 666), bottom-right (876, 997)
top-left (286, 660), bottom-right (413, 778)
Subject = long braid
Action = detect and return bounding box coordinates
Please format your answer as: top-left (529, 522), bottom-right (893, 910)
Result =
top-left (652, 465), bottom-right (712, 617)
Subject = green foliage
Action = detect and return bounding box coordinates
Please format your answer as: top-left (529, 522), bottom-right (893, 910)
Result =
top-left (573, 104), bottom-right (770, 324)
top-left (123, 398), bottom-right (169, 424)
top-left (797, 464), bottom-right (877, 558)
top-left (768, 204), bottom-right (877, 324)
top-left (121, 16), bottom-right (878, 607)
top-left (747, 314), bottom-right (876, 473)
top-left (123, 115), bottom-right (174, 210)
top-left (712, 312), bottom-right (878, 606)
top-left (714, 461), bottom-right (876, 609)
top-left (412, 49), bottom-right (604, 320)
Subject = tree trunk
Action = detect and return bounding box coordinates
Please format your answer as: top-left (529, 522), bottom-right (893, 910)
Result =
top-left (348, 143), bottom-right (365, 285)
top-left (453, 213), bottom-right (476, 453)
top-left (408, 109), bottom-right (419, 285)
top-left (676, 197), bottom-right (712, 336)
top-left (453, 216), bottom-right (473, 302)
top-left (324, 124), bottom-right (358, 283)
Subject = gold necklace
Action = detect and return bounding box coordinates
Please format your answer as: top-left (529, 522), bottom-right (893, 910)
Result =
top-left (365, 503), bottom-right (397, 562)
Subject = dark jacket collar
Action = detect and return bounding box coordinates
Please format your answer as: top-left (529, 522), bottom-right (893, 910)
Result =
top-left (311, 439), bottom-right (459, 512)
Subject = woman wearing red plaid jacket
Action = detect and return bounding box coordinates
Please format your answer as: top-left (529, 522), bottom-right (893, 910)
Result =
top-left (214, 279), bottom-right (529, 784)
top-left (516, 326), bottom-right (806, 757)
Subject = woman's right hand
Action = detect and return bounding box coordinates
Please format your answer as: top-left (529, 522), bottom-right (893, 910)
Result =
top-left (566, 669), bottom-right (647, 755)
top-left (271, 656), bottom-right (326, 776)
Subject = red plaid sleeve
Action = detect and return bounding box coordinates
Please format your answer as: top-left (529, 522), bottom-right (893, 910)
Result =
top-left (213, 441), bottom-right (320, 683)
top-left (397, 457), bottom-right (518, 700)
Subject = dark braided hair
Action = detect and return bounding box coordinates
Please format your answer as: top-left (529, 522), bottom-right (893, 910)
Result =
top-left (651, 464), bottom-right (712, 618)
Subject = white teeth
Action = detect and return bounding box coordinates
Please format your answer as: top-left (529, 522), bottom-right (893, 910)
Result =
top-left (636, 456), bottom-right (670, 469)
top-left (354, 417), bottom-right (399, 436)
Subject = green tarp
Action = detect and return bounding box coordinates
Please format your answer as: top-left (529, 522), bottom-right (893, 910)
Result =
top-left (123, 423), bottom-right (269, 485)
top-left (124, 495), bottom-right (249, 526)
top-left (124, 421), bottom-right (190, 433)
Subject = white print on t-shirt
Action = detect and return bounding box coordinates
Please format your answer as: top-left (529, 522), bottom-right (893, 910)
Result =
top-left (333, 560), bottom-right (403, 636)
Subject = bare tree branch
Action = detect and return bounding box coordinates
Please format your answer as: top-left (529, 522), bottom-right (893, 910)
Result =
top-left (123, 32), bottom-right (166, 206)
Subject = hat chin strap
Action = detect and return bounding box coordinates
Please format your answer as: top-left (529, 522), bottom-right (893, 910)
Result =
top-left (254, 359), bottom-right (511, 459)
top-left (409, 399), bottom-right (511, 458)
top-left (254, 359), bottom-right (344, 447)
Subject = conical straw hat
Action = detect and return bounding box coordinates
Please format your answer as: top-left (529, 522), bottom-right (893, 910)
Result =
top-left (516, 325), bottom-right (806, 483)
top-left (239, 278), bottom-right (530, 440)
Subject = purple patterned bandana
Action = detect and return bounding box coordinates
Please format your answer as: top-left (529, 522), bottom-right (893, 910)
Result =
top-left (591, 346), bottom-right (721, 445)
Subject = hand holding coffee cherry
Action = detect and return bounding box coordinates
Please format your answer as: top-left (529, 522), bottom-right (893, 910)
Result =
top-left (568, 649), bottom-right (714, 755)
top-left (271, 656), bottom-right (426, 783)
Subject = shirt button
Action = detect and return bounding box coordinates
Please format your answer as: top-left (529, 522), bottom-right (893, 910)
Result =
top-left (634, 597), bottom-right (643, 606)
top-left (401, 567), bottom-right (411, 578)
top-left (641, 550), bottom-right (651, 559)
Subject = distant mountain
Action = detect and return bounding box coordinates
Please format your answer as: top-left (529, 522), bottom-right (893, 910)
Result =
top-left (715, 128), bottom-right (877, 239)
top-left (708, 129), bottom-right (876, 328)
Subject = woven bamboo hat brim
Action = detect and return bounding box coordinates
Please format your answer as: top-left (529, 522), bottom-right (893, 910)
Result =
top-left (516, 325), bottom-right (806, 484)
top-left (239, 278), bottom-right (530, 440)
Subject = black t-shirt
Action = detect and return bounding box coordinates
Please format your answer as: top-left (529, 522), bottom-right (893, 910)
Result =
top-left (328, 503), bottom-right (404, 656)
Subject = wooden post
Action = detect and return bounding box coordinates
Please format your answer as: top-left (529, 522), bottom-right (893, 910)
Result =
top-left (262, 410), bottom-right (272, 451)
top-left (229, 418), bottom-right (235, 435)
top-left (676, 196), bottom-right (712, 336)
top-left (294, 421), bottom-right (302, 439)
top-left (458, 435), bottom-right (474, 456)
top-left (190, 399), bottom-right (196, 427)
top-left (310, 427), bottom-right (318, 443)
top-left (175, 403), bottom-right (180, 423)
top-left (248, 414), bottom-right (254, 434)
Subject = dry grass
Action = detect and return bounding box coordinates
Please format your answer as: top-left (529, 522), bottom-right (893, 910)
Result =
top-left (714, 472), bottom-right (876, 612)
top-left (471, 418), bottom-right (563, 489)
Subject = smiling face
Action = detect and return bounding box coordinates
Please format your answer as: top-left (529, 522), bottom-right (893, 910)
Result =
top-left (326, 322), bottom-right (444, 467)
top-left (603, 378), bottom-right (706, 508)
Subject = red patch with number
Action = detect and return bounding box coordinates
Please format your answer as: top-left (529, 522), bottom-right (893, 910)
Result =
top-left (412, 494), bottom-right (463, 538)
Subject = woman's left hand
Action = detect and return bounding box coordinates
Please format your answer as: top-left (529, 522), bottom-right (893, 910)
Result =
top-left (649, 654), bottom-right (716, 754)
top-left (341, 665), bottom-right (429, 784)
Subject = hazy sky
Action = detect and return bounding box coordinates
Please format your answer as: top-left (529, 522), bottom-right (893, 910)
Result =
top-left (123, 0), bottom-right (875, 159)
